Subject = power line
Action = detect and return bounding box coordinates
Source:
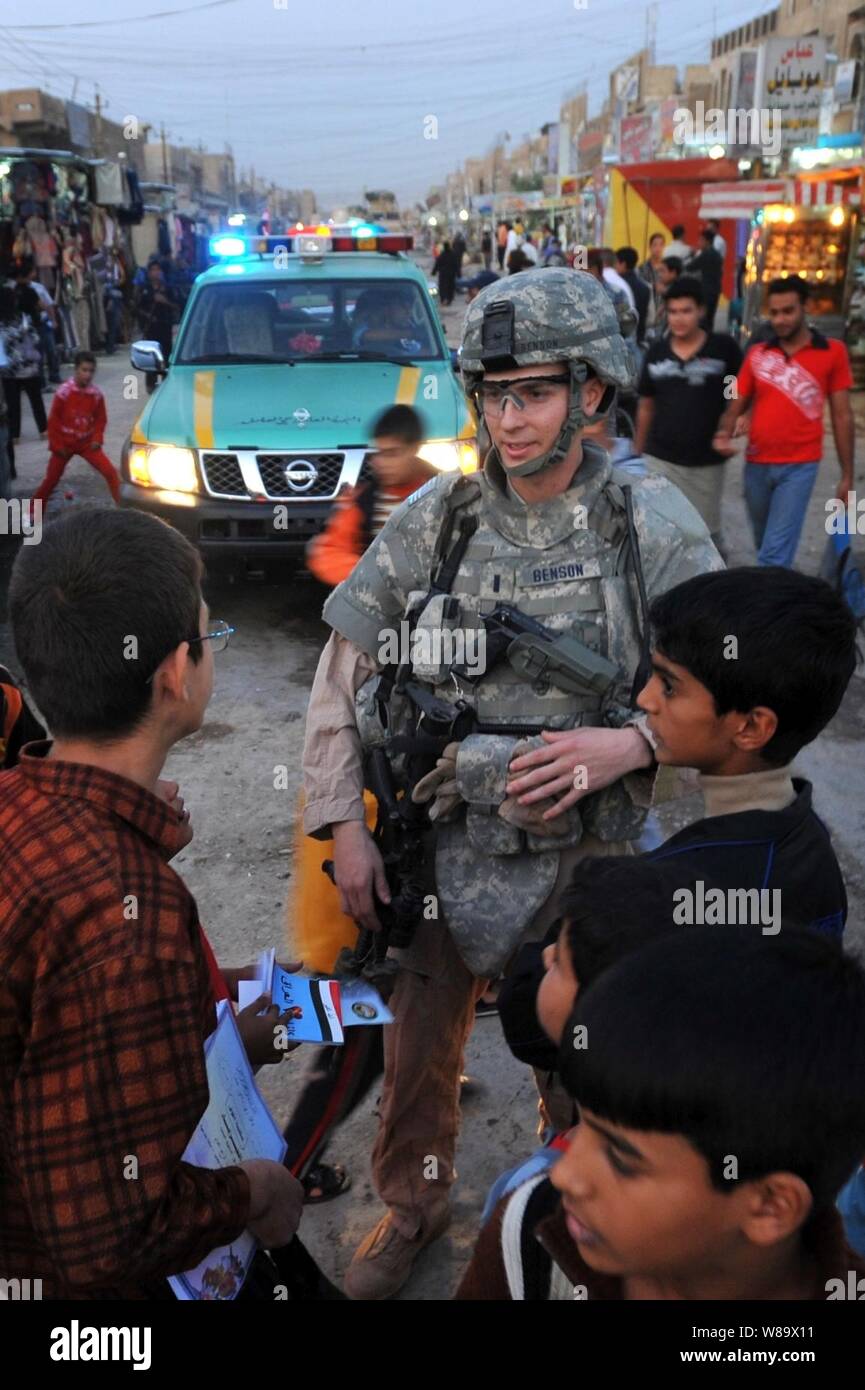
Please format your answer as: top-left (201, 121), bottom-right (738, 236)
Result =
top-left (5, 0), bottom-right (242, 30)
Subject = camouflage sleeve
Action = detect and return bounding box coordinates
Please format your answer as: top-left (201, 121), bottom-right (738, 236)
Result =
top-left (632, 472), bottom-right (725, 599)
top-left (321, 475), bottom-right (452, 658)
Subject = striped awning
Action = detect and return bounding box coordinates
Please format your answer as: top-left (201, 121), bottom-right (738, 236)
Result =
top-left (698, 181), bottom-right (788, 219)
top-left (793, 179), bottom-right (861, 207)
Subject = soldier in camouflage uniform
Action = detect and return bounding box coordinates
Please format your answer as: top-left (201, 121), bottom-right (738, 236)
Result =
top-left (301, 268), bottom-right (722, 1299)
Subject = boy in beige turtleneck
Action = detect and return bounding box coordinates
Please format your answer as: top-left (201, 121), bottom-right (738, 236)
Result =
top-left (499, 563), bottom-right (855, 1072)
top-left (632, 564), bottom-right (856, 939)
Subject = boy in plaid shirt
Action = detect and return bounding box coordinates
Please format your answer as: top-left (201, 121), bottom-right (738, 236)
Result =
top-left (0, 509), bottom-right (301, 1297)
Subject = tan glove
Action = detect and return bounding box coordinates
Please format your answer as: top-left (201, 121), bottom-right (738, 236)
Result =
top-left (497, 736), bottom-right (571, 837)
top-left (498, 794), bottom-right (571, 837)
top-left (411, 741), bottom-right (462, 822)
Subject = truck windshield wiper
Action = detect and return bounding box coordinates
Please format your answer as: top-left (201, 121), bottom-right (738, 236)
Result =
top-left (181, 353), bottom-right (295, 365)
top-left (305, 350), bottom-right (419, 366)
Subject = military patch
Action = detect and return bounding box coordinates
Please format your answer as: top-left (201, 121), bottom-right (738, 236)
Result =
top-left (406, 477), bottom-right (440, 507)
top-left (524, 557), bottom-right (602, 585)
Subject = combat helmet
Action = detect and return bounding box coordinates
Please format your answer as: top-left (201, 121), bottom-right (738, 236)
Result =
top-left (460, 266), bottom-right (636, 477)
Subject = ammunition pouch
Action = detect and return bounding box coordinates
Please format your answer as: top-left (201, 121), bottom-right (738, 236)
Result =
top-left (455, 732), bottom-right (518, 805)
top-left (466, 804), bottom-right (523, 856)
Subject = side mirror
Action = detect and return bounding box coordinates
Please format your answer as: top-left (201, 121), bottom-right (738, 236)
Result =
top-left (450, 347), bottom-right (460, 373)
top-left (131, 340), bottom-right (166, 374)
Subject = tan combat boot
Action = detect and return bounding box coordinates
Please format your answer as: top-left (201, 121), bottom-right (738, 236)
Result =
top-left (343, 1208), bottom-right (451, 1300)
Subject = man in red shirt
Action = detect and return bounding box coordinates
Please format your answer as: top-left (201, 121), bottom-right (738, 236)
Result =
top-left (33, 349), bottom-right (120, 506)
top-left (714, 277), bottom-right (854, 567)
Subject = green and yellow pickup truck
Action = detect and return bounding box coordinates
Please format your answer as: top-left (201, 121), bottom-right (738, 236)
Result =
top-left (121, 230), bottom-right (477, 562)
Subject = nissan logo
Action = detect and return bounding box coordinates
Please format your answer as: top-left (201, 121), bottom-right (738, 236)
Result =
top-left (283, 459), bottom-right (318, 491)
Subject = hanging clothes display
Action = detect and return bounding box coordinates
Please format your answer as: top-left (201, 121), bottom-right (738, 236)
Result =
top-left (93, 161), bottom-right (126, 208)
top-left (86, 251), bottom-right (108, 342)
top-left (26, 215), bottom-right (59, 294)
top-left (62, 232), bottom-right (90, 350)
top-left (118, 168), bottom-right (145, 224)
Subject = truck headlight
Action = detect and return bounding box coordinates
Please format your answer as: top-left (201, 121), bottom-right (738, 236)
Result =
top-left (128, 445), bottom-right (198, 493)
top-left (418, 438), bottom-right (479, 474)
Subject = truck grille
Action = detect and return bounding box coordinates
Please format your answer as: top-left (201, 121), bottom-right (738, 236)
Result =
top-left (201, 453), bottom-right (246, 496)
top-left (256, 453), bottom-right (344, 499)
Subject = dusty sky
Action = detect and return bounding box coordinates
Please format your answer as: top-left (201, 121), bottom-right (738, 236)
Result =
top-left (0, 0), bottom-right (772, 210)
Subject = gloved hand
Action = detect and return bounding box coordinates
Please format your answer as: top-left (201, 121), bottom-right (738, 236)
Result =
top-left (411, 741), bottom-right (462, 822)
top-left (498, 794), bottom-right (571, 837)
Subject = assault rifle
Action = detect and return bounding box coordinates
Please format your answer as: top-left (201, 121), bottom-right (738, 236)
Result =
top-left (322, 748), bottom-right (430, 993)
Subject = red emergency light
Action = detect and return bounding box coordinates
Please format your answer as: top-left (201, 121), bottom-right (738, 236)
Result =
top-left (329, 232), bottom-right (414, 253)
top-left (248, 232), bottom-right (414, 256)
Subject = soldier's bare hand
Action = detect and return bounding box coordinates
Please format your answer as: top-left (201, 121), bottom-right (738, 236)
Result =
top-left (332, 821), bottom-right (390, 931)
top-left (506, 727), bottom-right (652, 818)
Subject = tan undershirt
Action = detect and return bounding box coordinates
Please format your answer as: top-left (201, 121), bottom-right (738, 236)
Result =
top-left (302, 632), bottom-right (376, 838)
top-left (699, 764), bottom-right (797, 818)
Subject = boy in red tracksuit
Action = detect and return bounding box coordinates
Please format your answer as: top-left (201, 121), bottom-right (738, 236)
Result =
top-left (34, 350), bottom-right (120, 506)
top-left (307, 405), bottom-right (436, 587)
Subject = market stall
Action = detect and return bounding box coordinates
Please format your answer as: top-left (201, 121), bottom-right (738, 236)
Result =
top-left (742, 172), bottom-right (861, 344)
top-left (0, 147), bottom-right (143, 356)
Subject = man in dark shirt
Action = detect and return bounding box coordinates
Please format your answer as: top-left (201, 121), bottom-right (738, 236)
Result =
top-left (687, 229), bottom-right (724, 330)
top-left (135, 260), bottom-right (179, 389)
top-left (635, 275), bottom-right (742, 552)
top-left (615, 246), bottom-right (651, 345)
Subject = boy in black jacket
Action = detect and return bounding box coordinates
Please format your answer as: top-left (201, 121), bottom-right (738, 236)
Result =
top-left (499, 566), bottom-right (856, 1081)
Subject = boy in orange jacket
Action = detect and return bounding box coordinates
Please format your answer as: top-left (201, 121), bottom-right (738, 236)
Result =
top-left (307, 405), bottom-right (435, 587)
top-left (33, 350), bottom-right (120, 506)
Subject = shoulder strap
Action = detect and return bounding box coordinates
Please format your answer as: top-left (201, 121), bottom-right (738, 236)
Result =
top-left (590, 474), bottom-right (652, 706)
top-left (621, 484), bottom-right (652, 702)
top-left (501, 1175), bottom-right (550, 1301)
top-left (431, 474), bottom-right (482, 572)
top-left (587, 474), bottom-right (629, 548)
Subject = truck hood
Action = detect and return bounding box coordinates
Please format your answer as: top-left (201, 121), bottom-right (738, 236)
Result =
top-left (140, 360), bottom-right (466, 450)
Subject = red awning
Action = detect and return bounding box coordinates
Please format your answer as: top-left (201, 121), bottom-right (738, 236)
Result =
top-left (793, 177), bottom-right (861, 207)
top-left (698, 181), bottom-right (788, 219)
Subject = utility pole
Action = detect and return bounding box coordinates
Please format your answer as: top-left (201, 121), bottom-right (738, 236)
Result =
top-left (646, 3), bottom-right (657, 66)
top-left (94, 84), bottom-right (102, 158)
top-left (160, 123), bottom-right (169, 183)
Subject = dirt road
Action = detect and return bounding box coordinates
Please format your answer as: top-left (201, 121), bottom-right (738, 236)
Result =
top-left (1, 280), bottom-right (862, 1299)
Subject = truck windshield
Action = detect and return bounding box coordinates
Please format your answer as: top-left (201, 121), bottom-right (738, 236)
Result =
top-left (176, 278), bottom-right (443, 364)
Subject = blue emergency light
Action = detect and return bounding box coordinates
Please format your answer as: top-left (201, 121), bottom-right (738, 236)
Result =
top-left (209, 235), bottom-right (247, 258)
